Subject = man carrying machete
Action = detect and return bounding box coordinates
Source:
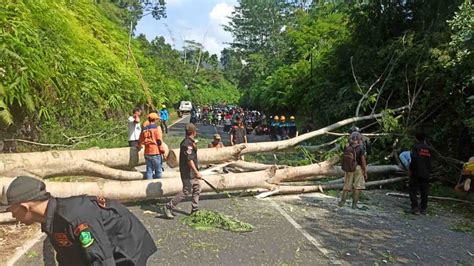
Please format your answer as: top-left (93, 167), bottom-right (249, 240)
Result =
top-left (164, 123), bottom-right (202, 219)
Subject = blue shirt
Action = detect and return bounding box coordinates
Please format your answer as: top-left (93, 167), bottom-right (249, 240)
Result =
top-left (160, 109), bottom-right (169, 121)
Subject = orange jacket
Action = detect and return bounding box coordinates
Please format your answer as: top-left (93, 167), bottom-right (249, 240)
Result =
top-left (138, 123), bottom-right (164, 155)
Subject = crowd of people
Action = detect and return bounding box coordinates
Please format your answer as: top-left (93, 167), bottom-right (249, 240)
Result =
top-left (191, 105), bottom-right (300, 144)
top-left (1, 105), bottom-right (472, 266)
top-left (195, 106), bottom-right (266, 134)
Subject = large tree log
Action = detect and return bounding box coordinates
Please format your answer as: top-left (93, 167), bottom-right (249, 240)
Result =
top-left (0, 160), bottom-right (401, 201)
top-left (0, 212), bottom-right (15, 224)
top-left (224, 161), bottom-right (284, 173)
top-left (167, 106), bottom-right (408, 167)
top-left (0, 144), bottom-right (169, 180)
top-left (255, 176), bottom-right (409, 198)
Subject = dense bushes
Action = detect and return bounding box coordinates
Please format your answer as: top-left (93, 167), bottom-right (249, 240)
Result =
top-left (0, 0), bottom-right (239, 142)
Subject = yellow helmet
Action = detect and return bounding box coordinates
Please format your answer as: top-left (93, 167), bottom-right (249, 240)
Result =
top-left (162, 104), bottom-right (166, 108)
top-left (290, 116), bottom-right (295, 120)
top-left (273, 115), bottom-right (279, 120)
top-left (280, 115), bottom-right (286, 121)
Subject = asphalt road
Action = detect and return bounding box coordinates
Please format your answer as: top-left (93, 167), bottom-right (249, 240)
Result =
top-left (13, 117), bottom-right (474, 266)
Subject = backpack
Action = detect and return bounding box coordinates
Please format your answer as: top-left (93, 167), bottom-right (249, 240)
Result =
top-left (341, 144), bottom-right (361, 172)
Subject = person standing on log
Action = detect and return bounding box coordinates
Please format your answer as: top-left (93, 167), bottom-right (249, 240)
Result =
top-left (2, 176), bottom-right (157, 265)
top-left (128, 107), bottom-right (142, 147)
top-left (230, 117), bottom-right (248, 146)
top-left (160, 104), bottom-right (169, 134)
top-left (164, 124), bottom-right (202, 219)
top-left (339, 132), bottom-right (368, 209)
top-left (408, 132), bottom-right (432, 215)
top-left (138, 113), bottom-right (165, 179)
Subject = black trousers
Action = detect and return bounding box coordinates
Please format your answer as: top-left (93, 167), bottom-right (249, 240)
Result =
top-left (161, 120), bottom-right (168, 133)
top-left (128, 140), bottom-right (139, 148)
top-left (409, 177), bottom-right (429, 211)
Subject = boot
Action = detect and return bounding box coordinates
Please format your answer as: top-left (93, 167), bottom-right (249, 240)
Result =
top-left (163, 205), bottom-right (175, 219)
top-left (338, 191), bottom-right (348, 207)
top-left (352, 190), bottom-right (360, 209)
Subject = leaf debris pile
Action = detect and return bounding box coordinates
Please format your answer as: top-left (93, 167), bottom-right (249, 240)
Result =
top-left (181, 210), bottom-right (254, 232)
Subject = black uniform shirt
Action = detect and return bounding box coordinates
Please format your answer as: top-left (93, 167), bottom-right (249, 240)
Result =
top-left (409, 142), bottom-right (432, 179)
top-left (179, 136), bottom-right (198, 178)
top-left (41, 196), bottom-right (157, 266)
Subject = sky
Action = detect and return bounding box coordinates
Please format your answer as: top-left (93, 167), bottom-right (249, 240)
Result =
top-left (135, 0), bottom-right (237, 57)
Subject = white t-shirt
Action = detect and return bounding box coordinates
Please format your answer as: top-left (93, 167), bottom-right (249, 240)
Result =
top-left (127, 116), bottom-right (141, 141)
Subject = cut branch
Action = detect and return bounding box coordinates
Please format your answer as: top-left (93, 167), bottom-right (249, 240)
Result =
top-left (0, 143), bottom-right (169, 179)
top-left (167, 106), bottom-right (409, 167)
top-left (270, 176), bottom-right (409, 196)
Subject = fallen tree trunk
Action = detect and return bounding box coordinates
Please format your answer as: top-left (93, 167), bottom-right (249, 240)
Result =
top-left (292, 165), bottom-right (402, 181)
top-left (167, 106), bottom-right (408, 167)
top-left (0, 212), bottom-right (15, 224)
top-left (224, 161), bottom-right (284, 173)
top-left (0, 144), bottom-right (169, 180)
top-left (255, 176), bottom-right (409, 198)
top-left (0, 159), bottom-right (402, 200)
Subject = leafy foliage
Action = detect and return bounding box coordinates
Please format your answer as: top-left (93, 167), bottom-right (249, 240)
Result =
top-left (0, 0), bottom-right (238, 143)
top-left (181, 209), bottom-right (254, 232)
top-left (225, 0), bottom-right (473, 172)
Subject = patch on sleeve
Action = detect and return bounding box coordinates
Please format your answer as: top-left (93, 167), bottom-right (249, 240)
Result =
top-left (53, 232), bottom-right (73, 247)
top-left (80, 231), bottom-right (94, 248)
top-left (186, 146), bottom-right (193, 155)
top-left (74, 223), bottom-right (89, 236)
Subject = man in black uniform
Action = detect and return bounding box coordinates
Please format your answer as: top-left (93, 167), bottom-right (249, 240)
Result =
top-left (2, 176), bottom-right (157, 265)
top-left (408, 132), bottom-right (432, 215)
top-left (164, 123), bottom-right (202, 218)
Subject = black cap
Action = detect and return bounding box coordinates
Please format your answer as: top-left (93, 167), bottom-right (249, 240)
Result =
top-left (1, 176), bottom-right (51, 205)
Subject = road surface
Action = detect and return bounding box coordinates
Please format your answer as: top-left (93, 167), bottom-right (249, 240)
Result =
top-left (13, 117), bottom-right (474, 265)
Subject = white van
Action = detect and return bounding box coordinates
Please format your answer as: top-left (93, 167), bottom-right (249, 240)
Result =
top-left (178, 101), bottom-right (192, 117)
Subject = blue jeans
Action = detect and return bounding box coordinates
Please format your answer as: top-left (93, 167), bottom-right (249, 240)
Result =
top-left (145, 155), bottom-right (163, 179)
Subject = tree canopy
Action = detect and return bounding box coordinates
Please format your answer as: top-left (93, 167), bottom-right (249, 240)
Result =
top-left (223, 0), bottom-right (473, 171)
top-left (0, 0), bottom-right (239, 141)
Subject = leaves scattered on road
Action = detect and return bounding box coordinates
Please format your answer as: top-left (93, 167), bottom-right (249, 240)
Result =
top-left (181, 209), bottom-right (254, 232)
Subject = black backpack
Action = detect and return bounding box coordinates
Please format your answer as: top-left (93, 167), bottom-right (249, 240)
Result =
top-left (341, 144), bottom-right (361, 172)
